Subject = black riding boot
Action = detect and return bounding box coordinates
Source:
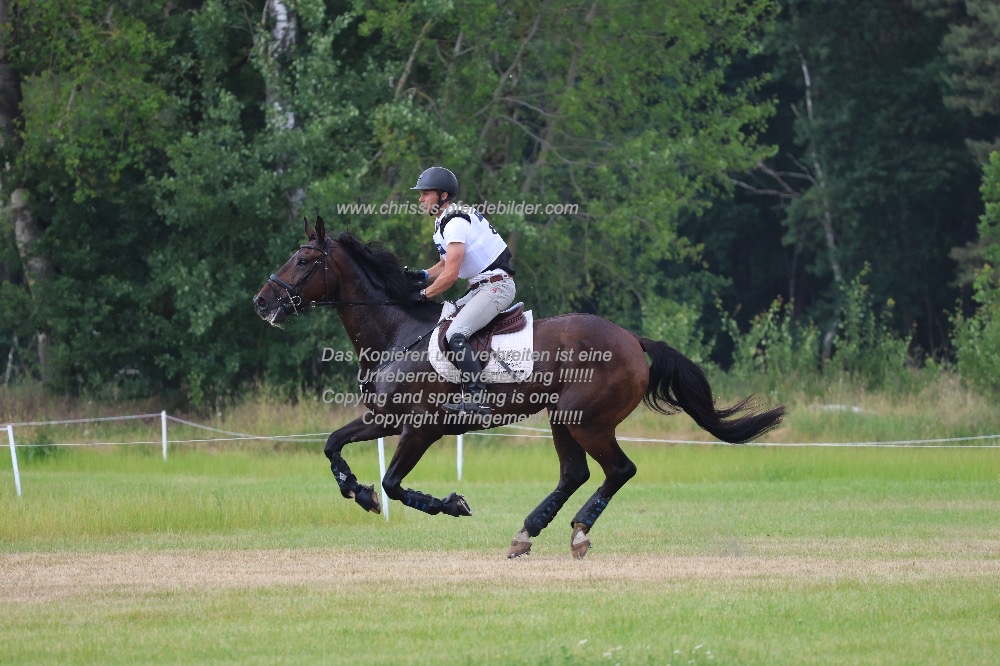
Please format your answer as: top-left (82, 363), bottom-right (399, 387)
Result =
top-left (443, 334), bottom-right (491, 415)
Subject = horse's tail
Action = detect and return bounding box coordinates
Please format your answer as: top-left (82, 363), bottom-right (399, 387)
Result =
top-left (639, 337), bottom-right (785, 444)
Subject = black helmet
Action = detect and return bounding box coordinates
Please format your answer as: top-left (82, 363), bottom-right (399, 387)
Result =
top-left (410, 166), bottom-right (458, 195)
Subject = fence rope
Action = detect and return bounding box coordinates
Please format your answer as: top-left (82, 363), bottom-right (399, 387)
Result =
top-left (165, 415), bottom-right (326, 443)
top-left (3, 414), bottom-right (161, 428)
top-left (2, 412), bottom-right (999, 449)
top-left (5, 411), bottom-right (1000, 500)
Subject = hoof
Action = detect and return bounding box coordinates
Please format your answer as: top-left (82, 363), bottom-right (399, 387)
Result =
top-left (571, 522), bottom-right (591, 559)
top-left (351, 485), bottom-right (382, 514)
top-left (507, 528), bottom-right (532, 558)
top-left (442, 492), bottom-right (473, 517)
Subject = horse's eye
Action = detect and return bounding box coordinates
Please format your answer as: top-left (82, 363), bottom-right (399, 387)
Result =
top-left (297, 258), bottom-right (309, 266)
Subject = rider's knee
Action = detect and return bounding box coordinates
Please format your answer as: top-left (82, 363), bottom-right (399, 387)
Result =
top-left (446, 329), bottom-right (472, 345)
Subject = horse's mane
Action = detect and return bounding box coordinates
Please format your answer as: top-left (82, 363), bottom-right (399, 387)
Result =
top-left (332, 231), bottom-right (419, 304)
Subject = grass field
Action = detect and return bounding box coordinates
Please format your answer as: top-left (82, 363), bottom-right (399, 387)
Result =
top-left (3, 408), bottom-right (999, 666)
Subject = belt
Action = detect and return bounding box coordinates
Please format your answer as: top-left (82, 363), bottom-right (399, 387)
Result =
top-left (470, 273), bottom-right (511, 288)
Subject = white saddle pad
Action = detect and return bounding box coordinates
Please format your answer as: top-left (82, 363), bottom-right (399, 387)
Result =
top-left (428, 301), bottom-right (535, 383)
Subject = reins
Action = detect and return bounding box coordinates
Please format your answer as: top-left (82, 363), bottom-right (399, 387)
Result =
top-left (357, 321), bottom-right (442, 391)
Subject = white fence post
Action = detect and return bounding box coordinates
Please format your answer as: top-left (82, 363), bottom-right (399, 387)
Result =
top-left (457, 434), bottom-right (464, 481)
top-left (377, 437), bottom-right (388, 521)
top-left (161, 410), bottom-right (168, 461)
top-left (6, 425), bottom-right (21, 497)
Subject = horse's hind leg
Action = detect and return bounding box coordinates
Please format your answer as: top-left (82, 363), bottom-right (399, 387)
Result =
top-left (565, 427), bottom-right (637, 558)
top-left (507, 423), bottom-right (590, 558)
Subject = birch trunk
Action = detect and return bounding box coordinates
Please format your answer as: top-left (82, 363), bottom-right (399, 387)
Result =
top-left (1, 0), bottom-right (51, 379)
top-left (262, 0), bottom-right (305, 220)
top-left (797, 49), bottom-right (842, 361)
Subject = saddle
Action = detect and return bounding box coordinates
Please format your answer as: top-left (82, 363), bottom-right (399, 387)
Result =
top-left (437, 302), bottom-right (527, 360)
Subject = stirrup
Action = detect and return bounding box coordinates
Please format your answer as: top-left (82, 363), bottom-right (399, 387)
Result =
top-left (442, 386), bottom-right (491, 415)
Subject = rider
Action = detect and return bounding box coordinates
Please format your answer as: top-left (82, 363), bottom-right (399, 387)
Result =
top-left (408, 166), bottom-right (516, 415)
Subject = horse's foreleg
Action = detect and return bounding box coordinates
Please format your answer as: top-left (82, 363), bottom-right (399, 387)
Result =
top-left (508, 424), bottom-right (590, 558)
top-left (384, 487), bottom-right (472, 517)
top-left (566, 431), bottom-right (637, 559)
top-left (381, 427), bottom-right (472, 517)
top-left (324, 416), bottom-right (400, 514)
top-left (508, 490), bottom-right (572, 558)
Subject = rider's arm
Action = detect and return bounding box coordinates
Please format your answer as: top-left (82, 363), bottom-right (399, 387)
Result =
top-left (423, 242), bottom-right (464, 298)
top-left (425, 259), bottom-right (446, 280)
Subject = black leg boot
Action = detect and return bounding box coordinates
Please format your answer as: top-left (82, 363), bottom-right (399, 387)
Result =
top-left (443, 333), bottom-right (491, 415)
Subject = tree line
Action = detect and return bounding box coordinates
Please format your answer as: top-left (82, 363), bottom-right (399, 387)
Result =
top-left (1, 0), bottom-right (999, 405)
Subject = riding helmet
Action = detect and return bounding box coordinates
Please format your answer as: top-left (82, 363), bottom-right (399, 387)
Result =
top-left (410, 166), bottom-right (459, 195)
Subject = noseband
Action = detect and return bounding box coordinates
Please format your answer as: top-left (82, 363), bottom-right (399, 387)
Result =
top-left (265, 237), bottom-right (337, 316)
top-left (264, 236), bottom-right (401, 316)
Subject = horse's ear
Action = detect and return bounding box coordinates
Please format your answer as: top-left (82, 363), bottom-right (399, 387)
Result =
top-left (315, 215), bottom-right (326, 241)
top-left (304, 217), bottom-right (317, 241)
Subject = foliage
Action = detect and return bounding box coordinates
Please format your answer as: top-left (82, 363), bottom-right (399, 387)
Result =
top-left (931, 0), bottom-right (1000, 159)
top-left (350, 0), bottom-right (779, 333)
top-left (0, 0), bottom-right (998, 405)
top-left (726, 266), bottom-right (914, 394)
top-left (640, 293), bottom-right (714, 366)
top-left (10, 1), bottom-right (174, 202)
top-left (1, 0), bottom-right (785, 404)
top-left (828, 265), bottom-right (913, 392)
top-left (724, 295), bottom-right (821, 394)
top-left (0, 272), bottom-right (36, 384)
top-left (953, 151), bottom-right (1000, 394)
top-left (692, 0), bottom-right (990, 358)
top-left (2, 0), bottom-right (182, 395)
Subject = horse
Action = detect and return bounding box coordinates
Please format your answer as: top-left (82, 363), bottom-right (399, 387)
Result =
top-left (253, 217), bottom-right (784, 558)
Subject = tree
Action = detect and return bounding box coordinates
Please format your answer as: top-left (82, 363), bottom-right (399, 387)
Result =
top-left (924, 0), bottom-right (1000, 308)
top-left (0, 1), bottom-right (186, 396)
top-left (151, 0), bottom-right (384, 403)
top-left (953, 151), bottom-right (1000, 393)
top-left (703, 0), bottom-right (983, 360)
top-left (0, 0), bottom-right (52, 380)
top-left (923, 0), bottom-right (1000, 160)
top-left (340, 0), bottom-right (778, 339)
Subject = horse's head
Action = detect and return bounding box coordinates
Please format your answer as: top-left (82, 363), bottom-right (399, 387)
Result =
top-left (254, 216), bottom-right (334, 327)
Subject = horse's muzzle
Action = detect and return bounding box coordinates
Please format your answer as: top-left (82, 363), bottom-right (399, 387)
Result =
top-left (253, 292), bottom-right (289, 328)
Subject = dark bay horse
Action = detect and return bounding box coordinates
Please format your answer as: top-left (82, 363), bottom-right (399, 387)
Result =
top-left (254, 217), bottom-right (784, 558)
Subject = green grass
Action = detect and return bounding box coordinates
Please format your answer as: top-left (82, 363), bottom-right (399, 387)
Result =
top-left (5, 575), bottom-right (996, 665)
top-left (2, 442), bottom-right (999, 665)
top-left (2, 378), bottom-right (1000, 665)
top-left (4, 441), bottom-right (997, 543)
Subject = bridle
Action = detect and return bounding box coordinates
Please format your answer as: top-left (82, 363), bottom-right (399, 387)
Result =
top-left (263, 236), bottom-right (403, 316)
top-left (263, 233), bottom-right (444, 389)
